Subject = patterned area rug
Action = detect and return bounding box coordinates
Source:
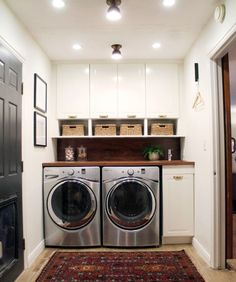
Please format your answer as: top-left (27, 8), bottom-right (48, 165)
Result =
top-left (36, 250), bottom-right (205, 281)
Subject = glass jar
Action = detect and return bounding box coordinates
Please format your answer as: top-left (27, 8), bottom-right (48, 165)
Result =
top-left (65, 146), bottom-right (75, 161)
top-left (77, 145), bottom-right (87, 161)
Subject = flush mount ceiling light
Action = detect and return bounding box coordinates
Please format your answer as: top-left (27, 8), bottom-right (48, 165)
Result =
top-left (72, 43), bottom-right (82, 50)
top-left (162, 0), bottom-right (176, 7)
top-left (106, 0), bottom-right (122, 21)
top-left (152, 42), bottom-right (161, 49)
top-left (111, 44), bottom-right (122, 60)
top-left (52, 0), bottom-right (65, 9)
top-left (214, 4), bottom-right (226, 23)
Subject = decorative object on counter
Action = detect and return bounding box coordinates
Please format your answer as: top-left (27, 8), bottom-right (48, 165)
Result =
top-left (77, 145), bottom-right (87, 161)
top-left (143, 145), bottom-right (164, 161)
top-left (168, 149), bottom-right (173, 161)
top-left (95, 124), bottom-right (116, 136)
top-left (65, 146), bottom-right (75, 161)
top-left (34, 73), bottom-right (47, 113)
top-left (120, 124), bottom-right (142, 136)
top-left (151, 123), bottom-right (174, 135)
top-left (34, 112), bottom-right (47, 147)
top-left (62, 124), bottom-right (84, 136)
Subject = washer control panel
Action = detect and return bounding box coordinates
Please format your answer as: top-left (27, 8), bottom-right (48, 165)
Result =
top-left (44, 167), bottom-right (100, 182)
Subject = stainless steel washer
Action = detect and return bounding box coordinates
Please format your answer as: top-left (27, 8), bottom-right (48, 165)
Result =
top-left (102, 166), bottom-right (160, 247)
top-left (43, 167), bottom-right (101, 247)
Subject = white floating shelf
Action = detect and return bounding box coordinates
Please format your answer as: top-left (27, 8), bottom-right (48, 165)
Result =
top-left (52, 135), bottom-right (185, 139)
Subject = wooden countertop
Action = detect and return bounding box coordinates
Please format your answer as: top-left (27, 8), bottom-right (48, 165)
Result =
top-left (43, 160), bottom-right (194, 167)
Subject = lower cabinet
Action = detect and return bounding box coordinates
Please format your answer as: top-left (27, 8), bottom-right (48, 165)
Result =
top-left (162, 166), bottom-right (194, 244)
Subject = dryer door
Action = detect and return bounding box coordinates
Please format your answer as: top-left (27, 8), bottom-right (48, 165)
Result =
top-left (106, 179), bottom-right (156, 230)
top-left (47, 180), bottom-right (97, 230)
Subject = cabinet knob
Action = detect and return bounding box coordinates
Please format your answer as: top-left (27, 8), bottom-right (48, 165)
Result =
top-left (99, 115), bottom-right (108, 118)
top-left (68, 115), bottom-right (77, 119)
top-left (173, 176), bottom-right (183, 180)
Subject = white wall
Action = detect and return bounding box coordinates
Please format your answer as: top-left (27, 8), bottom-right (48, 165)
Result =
top-left (182, 0), bottom-right (236, 267)
top-left (0, 0), bottom-right (56, 267)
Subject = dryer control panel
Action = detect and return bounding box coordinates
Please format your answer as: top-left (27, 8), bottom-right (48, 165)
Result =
top-left (102, 166), bottom-right (159, 182)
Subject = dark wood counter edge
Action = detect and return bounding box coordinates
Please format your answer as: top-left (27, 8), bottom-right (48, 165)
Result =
top-left (42, 161), bottom-right (195, 167)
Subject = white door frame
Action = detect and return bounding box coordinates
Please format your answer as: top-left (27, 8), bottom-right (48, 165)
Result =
top-left (209, 25), bottom-right (236, 269)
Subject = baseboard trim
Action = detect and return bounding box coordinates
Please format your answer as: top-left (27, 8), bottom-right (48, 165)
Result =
top-left (162, 236), bottom-right (193, 244)
top-left (192, 237), bottom-right (211, 265)
top-left (27, 240), bottom-right (45, 267)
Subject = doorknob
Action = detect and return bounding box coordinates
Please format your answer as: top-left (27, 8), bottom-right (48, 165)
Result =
top-left (232, 138), bottom-right (236, 154)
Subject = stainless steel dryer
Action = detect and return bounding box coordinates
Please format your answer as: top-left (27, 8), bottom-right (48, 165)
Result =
top-left (102, 166), bottom-right (160, 247)
top-left (43, 166), bottom-right (101, 247)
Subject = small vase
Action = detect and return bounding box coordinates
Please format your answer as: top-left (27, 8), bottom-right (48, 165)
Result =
top-left (148, 152), bottom-right (160, 161)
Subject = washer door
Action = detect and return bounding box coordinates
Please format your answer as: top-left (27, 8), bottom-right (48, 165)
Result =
top-left (106, 179), bottom-right (156, 230)
top-left (47, 180), bottom-right (97, 230)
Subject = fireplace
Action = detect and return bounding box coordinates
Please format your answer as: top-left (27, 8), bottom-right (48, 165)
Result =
top-left (0, 195), bottom-right (18, 278)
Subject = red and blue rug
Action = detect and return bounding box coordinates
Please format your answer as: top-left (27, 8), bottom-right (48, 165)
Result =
top-left (36, 250), bottom-right (205, 281)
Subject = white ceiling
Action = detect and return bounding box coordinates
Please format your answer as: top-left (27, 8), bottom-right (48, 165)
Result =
top-left (5, 0), bottom-right (218, 61)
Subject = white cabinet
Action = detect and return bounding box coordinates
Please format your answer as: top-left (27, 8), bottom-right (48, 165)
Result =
top-left (146, 64), bottom-right (180, 118)
top-left (57, 64), bottom-right (90, 119)
top-left (163, 166), bottom-right (194, 239)
top-left (118, 64), bottom-right (146, 118)
top-left (90, 64), bottom-right (118, 118)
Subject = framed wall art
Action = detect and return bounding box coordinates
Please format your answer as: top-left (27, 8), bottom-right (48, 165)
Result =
top-left (34, 111), bottom-right (47, 147)
top-left (34, 73), bottom-right (47, 113)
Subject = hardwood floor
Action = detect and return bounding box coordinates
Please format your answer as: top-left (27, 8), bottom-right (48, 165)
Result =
top-left (16, 244), bottom-right (236, 282)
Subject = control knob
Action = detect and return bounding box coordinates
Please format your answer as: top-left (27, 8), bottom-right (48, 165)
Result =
top-left (67, 169), bottom-right (75, 176)
top-left (127, 169), bottom-right (134, 176)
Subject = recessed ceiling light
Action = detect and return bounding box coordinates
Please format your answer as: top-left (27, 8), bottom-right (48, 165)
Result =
top-left (52, 0), bottom-right (65, 9)
top-left (162, 0), bottom-right (176, 7)
top-left (72, 44), bottom-right (82, 50)
top-left (152, 42), bottom-right (161, 49)
top-left (106, 0), bottom-right (122, 21)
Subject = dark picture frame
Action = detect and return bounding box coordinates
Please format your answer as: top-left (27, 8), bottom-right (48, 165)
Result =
top-left (34, 73), bottom-right (47, 113)
top-left (34, 111), bottom-right (47, 147)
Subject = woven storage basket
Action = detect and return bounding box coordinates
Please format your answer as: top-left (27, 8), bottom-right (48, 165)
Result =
top-left (151, 123), bottom-right (174, 135)
top-left (95, 124), bottom-right (116, 136)
top-left (62, 124), bottom-right (84, 136)
top-left (120, 124), bottom-right (142, 136)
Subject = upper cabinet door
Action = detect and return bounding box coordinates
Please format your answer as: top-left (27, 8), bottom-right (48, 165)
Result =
top-left (90, 64), bottom-right (118, 118)
top-left (146, 64), bottom-right (180, 118)
top-left (118, 64), bottom-right (146, 118)
top-left (57, 64), bottom-right (90, 119)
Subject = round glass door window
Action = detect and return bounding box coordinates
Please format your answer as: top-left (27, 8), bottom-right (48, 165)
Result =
top-left (47, 180), bottom-right (96, 230)
top-left (106, 179), bottom-right (156, 230)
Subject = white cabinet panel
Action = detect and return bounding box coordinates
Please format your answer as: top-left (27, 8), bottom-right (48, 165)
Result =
top-left (163, 166), bottom-right (194, 237)
top-left (90, 64), bottom-right (118, 118)
top-left (118, 64), bottom-right (146, 118)
top-left (57, 64), bottom-right (90, 119)
top-left (146, 64), bottom-right (180, 118)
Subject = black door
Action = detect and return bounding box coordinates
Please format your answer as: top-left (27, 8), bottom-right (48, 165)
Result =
top-left (0, 44), bottom-right (23, 281)
top-left (106, 179), bottom-right (156, 230)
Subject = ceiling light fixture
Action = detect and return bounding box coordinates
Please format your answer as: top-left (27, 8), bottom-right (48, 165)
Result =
top-left (111, 44), bottom-right (122, 60)
top-left (52, 0), bottom-right (65, 9)
top-left (152, 42), bottom-right (161, 49)
top-left (162, 0), bottom-right (176, 7)
top-left (106, 0), bottom-right (122, 21)
top-left (72, 43), bottom-right (82, 50)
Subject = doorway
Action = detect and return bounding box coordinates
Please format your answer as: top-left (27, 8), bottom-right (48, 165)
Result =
top-left (0, 43), bottom-right (24, 281)
top-left (221, 43), bottom-right (236, 264)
